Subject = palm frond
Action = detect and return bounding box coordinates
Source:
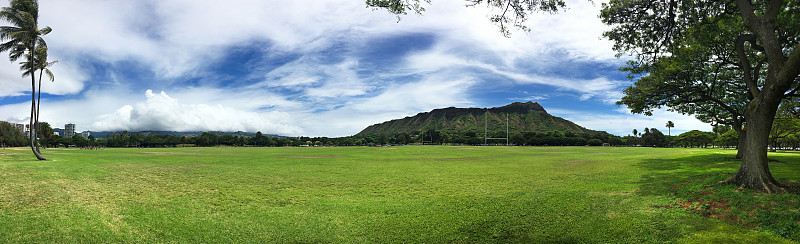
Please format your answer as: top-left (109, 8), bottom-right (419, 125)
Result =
top-left (38, 26), bottom-right (50, 35)
top-left (44, 68), bottom-right (53, 81)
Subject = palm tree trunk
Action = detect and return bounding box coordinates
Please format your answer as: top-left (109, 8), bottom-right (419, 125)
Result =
top-left (35, 69), bottom-right (43, 152)
top-left (28, 45), bottom-right (44, 161)
top-left (29, 73), bottom-right (45, 160)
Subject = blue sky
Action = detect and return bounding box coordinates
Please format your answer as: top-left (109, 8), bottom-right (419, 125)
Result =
top-left (0, 0), bottom-right (711, 137)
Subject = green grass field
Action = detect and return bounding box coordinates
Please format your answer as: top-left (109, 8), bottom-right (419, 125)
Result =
top-left (0, 146), bottom-right (798, 243)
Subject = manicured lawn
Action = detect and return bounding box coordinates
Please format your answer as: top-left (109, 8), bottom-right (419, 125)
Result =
top-left (0, 146), bottom-right (797, 243)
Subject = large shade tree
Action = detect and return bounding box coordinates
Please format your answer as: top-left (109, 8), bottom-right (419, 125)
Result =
top-left (615, 15), bottom-right (751, 158)
top-left (0, 0), bottom-right (51, 160)
top-left (603, 0), bottom-right (800, 193)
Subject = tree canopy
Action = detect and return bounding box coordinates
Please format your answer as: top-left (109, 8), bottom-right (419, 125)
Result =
top-left (604, 0), bottom-right (800, 192)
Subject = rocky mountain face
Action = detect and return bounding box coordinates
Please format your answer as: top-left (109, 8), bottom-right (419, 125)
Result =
top-left (356, 101), bottom-right (602, 136)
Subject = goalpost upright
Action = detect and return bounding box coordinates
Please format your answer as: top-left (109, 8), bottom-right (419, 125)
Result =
top-left (484, 110), bottom-right (509, 146)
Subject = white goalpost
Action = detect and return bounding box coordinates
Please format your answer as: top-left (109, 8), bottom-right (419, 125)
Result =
top-left (484, 111), bottom-right (509, 146)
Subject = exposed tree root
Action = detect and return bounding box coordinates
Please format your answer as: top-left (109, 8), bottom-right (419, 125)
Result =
top-left (713, 175), bottom-right (788, 194)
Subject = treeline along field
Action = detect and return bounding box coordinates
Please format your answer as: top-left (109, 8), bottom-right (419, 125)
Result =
top-left (0, 146), bottom-right (797, 242)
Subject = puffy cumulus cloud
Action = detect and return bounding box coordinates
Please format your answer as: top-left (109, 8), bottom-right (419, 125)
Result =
top-left (92, 90), bottom-right (302, 135)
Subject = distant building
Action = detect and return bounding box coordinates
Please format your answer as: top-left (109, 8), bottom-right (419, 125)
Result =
top-left (65, 123), bottom-right (75, 138)
top-left (81, 131), bottom-right (91, 138)
top-left (52, 128), bottom-right (64, 137)
top-left (53, 131), bottom-right (59, 136)
top-left (13, 123), bottom-right (29, 137)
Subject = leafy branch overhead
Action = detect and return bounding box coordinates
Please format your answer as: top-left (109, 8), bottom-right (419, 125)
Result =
top-left (605, 0), bottom-right (800, 193)
top-left (366, 0), bottom-right (566, 36)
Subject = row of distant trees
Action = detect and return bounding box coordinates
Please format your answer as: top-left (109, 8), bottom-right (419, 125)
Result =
top-left (100, 131), bottom-right (372, 148)
top-left (1, 123), bottom-right (793, 150)
top-left (3, 120), bottom-right (794, 149)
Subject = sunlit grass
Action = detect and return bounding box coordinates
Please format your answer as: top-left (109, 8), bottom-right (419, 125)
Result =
top-left (0, 146), bottom-right (797, 243)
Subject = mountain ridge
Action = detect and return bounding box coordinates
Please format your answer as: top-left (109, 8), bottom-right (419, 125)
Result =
top-left (356, 101), bottom-right (606, 137)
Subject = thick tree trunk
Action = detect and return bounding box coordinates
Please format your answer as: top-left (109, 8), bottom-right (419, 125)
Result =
top-left (729, 100), bottom-right (783, 193)
top-left (734, 126), bottom-right (745, 159)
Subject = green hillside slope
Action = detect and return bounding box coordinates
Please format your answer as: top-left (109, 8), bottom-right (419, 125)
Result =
top-left (356, 102), bottom-right (605, 137)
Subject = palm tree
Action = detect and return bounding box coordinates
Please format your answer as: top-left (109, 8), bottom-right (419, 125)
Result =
top-left (0, 0), bottom-right (52, 160)
top-left (666, 121), bottom-right (675, 136)
top-left (20, 44), bottom-right (56, 153)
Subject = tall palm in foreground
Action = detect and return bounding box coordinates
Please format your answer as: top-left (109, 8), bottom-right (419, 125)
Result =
top-left (666, 121), bottom-right (675, 136)
top-left (0, 0), bottom-right (51, 160)
top-left (20, 44), bottom-right (55, 152)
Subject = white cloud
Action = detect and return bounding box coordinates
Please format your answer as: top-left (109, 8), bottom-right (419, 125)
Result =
top-left (403, 48), bottom-right (626, 103)
top-left (509, 95), bottom-right (549, 101)
top-left (0, 0), bottom-right (639, 137)
top-left (352, 75), bottom-right (476, 113)
top-left (303, 59), bottom-right (373, 99)
top-left (0, 55), bottom-right (87, 97)
top-left (92, 90), bottom-right (303, 134)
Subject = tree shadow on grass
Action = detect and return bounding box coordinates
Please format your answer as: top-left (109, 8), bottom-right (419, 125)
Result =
top-left (635, 153), bottom-right (742, 196)
top-left (635, 152), bottom-right (800, 196)
top-left (634, 151), bottom-right (800, 241)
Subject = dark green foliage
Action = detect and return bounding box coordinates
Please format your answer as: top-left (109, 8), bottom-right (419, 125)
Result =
top-left (756, 210), bottom-right (800, 239)
top-left (587, 138), bottom-right (603, 146)
top-left (675, 130), bottom-right (717, 148)
top-left (608, 137), bottom-right (624, 146)
top-left (0, 121), bottom-right (26, 146)
top-left (71, 135), bottom-right (88, 147)
top-left (715, 129), bottom-right (739, 148)
top-left (641, 128), bottom-right (666, 147)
